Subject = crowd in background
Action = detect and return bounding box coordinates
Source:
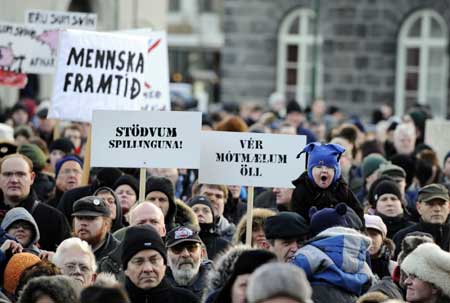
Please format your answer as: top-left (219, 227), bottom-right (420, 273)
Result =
top-left (0, 93), bottom-right (448, 303)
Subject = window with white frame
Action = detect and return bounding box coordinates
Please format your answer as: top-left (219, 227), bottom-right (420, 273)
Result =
top-left (277, 9), bottom-right (322, 108)
top-left (395, 9), bottom-right (449, 118)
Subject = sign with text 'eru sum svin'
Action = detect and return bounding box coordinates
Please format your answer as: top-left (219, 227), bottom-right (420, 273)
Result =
top-left (199, 131), bottom-right (307, 188)
top-left (49, 30), bottom-right (170, 122)
top-left (91, 110), bottom-right (201, 169)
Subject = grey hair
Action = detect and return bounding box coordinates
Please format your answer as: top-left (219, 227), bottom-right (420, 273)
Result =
top-left (52, 237), bottom-right (97, 272)
top-left (246, 263), bottom-right (313, 303)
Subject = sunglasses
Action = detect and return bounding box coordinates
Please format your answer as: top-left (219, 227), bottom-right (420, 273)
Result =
top-left (170, 243), bottom-right (200, 254)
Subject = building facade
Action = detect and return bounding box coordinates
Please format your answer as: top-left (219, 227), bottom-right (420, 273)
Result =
top-left (221, 0), bottom-right (450, 118)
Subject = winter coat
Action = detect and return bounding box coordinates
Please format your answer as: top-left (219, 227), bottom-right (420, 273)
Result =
top-left (0, 191), bottom-right (70, 251)
top-left (291, 172), bottom-right (364, 223)
top-left (125, 277), bottom-right (198, 303)
top-left (97, 243), bottom-right (125, 282)
top-left (393, 220), bottom-right (450, 257)
top-left (223, 197), bottom-right (246, 225)
top-left (232, 208), bottom-right (276, 245)
top-left (93, 187), bottom-right (123, 233)
top-left (215, 216), bottom-right (235, 242)
top-left (311, 284), bottom-right (358, 303)
top-left (174, 199), bottom-right (199, 230)
top-left (368, 277), bottom-right (404, 300)
top-left (292, 226), bottom-right (374, 297)
top-left (166, 261), bottom-right (213, 299)
top-left (377, 213), bottom-right (414, 239)
top-left (1, 207), bottom-right (40, 254)
top-left (198, 223), bottom-right (230, 261)
top-left (93, 232), bottom-right (120, 262)
top-left (369, 238), bottom-right (397, 279)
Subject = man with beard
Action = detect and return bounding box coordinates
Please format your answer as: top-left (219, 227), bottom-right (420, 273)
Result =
top-left (264, 212), bottom-right (310, 262)
top-left (72, 196), bottom-right (119, 262)
top-left (53, 237), bottom-right (97, 287)
top-left (122, 225), bottom-right (198, 303)
top-left (165, 226), bottom-right (211, 299)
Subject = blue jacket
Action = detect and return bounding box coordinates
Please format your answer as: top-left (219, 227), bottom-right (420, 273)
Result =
top-left (292, 226), bottom-right (373, 296)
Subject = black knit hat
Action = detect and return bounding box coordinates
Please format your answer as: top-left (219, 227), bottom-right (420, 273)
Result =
top-left (286, 100), bottom-right (302, 114)
top-left (80, 285), bottom-right (130, 303)
top-left (49, 138), bottom-right (75, 154)
top-left (372, 180), bottom-right (402, 207)
top-left (264, 212), bottom-right (309, 240)
top-left (145, 176), bottom-right (174, 204)
top-left (121, 225), bottom-right (167, 269)
top-left (113, 175), bottom-right (139, 197)
top-left (187, 195), bottom-right (215, 217)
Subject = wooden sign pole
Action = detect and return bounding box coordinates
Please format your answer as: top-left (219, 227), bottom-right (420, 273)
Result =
top-left (81, 124), bottom-right (92, 185)
top-left (245, 186), bottom-right (255, 246)
top-left (139, 168), bottom-right (147, 202)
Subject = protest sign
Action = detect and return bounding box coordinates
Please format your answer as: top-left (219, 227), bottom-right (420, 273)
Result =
top-left (91, 110), bottom-right (201, 168)
top-left (0, 70), bottom-right (27, 88)
top-left (199, 131), bottom-right (306, 188)
top-left (49, 30), bottom-right (170, 122)
top-left (25, 9), bottom-right (97, 29)
top-left (425, 119), bottom-right (450, 165)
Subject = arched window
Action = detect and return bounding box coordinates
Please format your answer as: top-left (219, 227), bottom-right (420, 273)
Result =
top-left (277, 9), bottom-right (322, 107)
top-left (395, 10), bottom-right (449, 117)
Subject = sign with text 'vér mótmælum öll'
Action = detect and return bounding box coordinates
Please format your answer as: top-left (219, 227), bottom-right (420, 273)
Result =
top-left (199, 131), bottom-right (307, 188)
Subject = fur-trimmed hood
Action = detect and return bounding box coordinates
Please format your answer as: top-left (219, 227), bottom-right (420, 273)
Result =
top-left (232, 208), bottom-right (276, 244)
top-left (18, 275), bottom-right (81, 303)
top-left (356, 291), bottom-right (389, 303)
top-left (202, 244), bottom-right (251, 301)
top-left (174, 199), bottom-right (199, 230)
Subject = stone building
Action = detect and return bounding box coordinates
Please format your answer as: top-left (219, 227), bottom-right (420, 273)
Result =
top-left (221, 0), bottom-right (450, 118)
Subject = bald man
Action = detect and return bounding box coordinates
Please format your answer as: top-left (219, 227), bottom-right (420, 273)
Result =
top-left (97, 201), bottom-right (166, 281)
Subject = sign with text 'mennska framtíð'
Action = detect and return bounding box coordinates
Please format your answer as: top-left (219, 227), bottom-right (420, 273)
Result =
top-left (199, 131), bottom-right (307, 188)
top-left (91, 110), bottom-right (201, 169)
top-left (49, 30), bottom-right (170, 122)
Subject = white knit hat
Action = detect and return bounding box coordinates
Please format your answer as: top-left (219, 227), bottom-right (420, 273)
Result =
top-left (401, 243), bottom-right (450, 297)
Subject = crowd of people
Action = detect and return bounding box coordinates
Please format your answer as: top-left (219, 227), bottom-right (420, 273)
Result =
top-left (0, 95), bottom-right (449, 303)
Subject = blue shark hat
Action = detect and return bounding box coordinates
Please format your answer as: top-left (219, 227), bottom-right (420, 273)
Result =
top-left (297, 142), bottom-right (345, 185)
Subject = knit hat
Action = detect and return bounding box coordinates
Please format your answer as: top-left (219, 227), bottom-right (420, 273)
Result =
top-left (17, 143), bottom-right (47, 171)
top-left (246, 263), bottom-right (313, 303)
top-left (80, 285), bottom-right (130, 303)
top-left (297, 142), bottom-right (345, 184)
top-left (364, 214), bottom-right (387, 239)
top-left (361, 154), bottom-right (388, 179)
top-left (55, 155), bottom-right (83, 178)
top-left (0, 123), bottom-right (14, 142)
top-left (96, 168), bottom-right (124, 188)
top-left (18, 275), bottom-right (82, 303)
top-left (264, 212), bottom-right (309, 240)
top-left (286, 100), bottom-right (302, 114)
top-left (3, 252), bottom-right (40, 295)
top-left (112, 175), bottom-right (139, 197)
top-left (145, 176), bottom-right (175, 203)
top-left (49, 138), bottom-right (75, 154)
top-left (121, 225), bottom-right (167, 269)
top-left (371, 180), bottom-right (402, 208)
top-left (187, 195), bottom-right (215, 217)
top-left (309, 203), bottom-right (348, 236)
top-left (401, 243), bottom-right (450, 297)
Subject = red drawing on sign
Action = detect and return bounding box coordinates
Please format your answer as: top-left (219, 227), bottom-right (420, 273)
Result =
top-left (147, 39), bottom-right (161, 54)
top-left (0, 44), bottom-right (14, 67)
top-left (36, 30), bottom-right (59, 54)
top-left (0, 70), bottom-right (28, 88)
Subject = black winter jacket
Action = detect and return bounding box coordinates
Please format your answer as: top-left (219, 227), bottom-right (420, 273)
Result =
top-left (198, 223), bottom-right (230, 261)
top-left (93, 232), bottom-right (119, 262)
top-left (126, 277), bottom-right (198, 303)
top-left (290, 172), bottom-right (364, 223)
top-left (166, 261), bottom-right (213, 299)
top-left (0, 191), bottom-right (70, 251)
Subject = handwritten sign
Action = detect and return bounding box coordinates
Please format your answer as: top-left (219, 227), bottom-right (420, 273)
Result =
top-left (425, 119), bottom-right (450, 165)
top-left (49, 30), bottom-right (170, 122)
top-left (91, 110), bottom-right (201, 168)
top-left (25, 10), bottom-right (97, 29)
top-left (199, 131), bottom-right (306, 187)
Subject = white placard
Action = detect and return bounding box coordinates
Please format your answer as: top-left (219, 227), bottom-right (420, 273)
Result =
top-left (91, 110), bottom-right (201, 168)
top-left (199, 131), bottom-right (307, 188)
top-left (49, 30), bottom-right (170, 122)
top-left (25, 9), bottom-right (97, 29)
top-left (425, 119), bottom-right (450, 165)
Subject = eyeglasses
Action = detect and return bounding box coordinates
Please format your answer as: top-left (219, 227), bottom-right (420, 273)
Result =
top-left (170, 243), bottom-right (200, 255)
top-left (63, 262), bottom-right (92, 274)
